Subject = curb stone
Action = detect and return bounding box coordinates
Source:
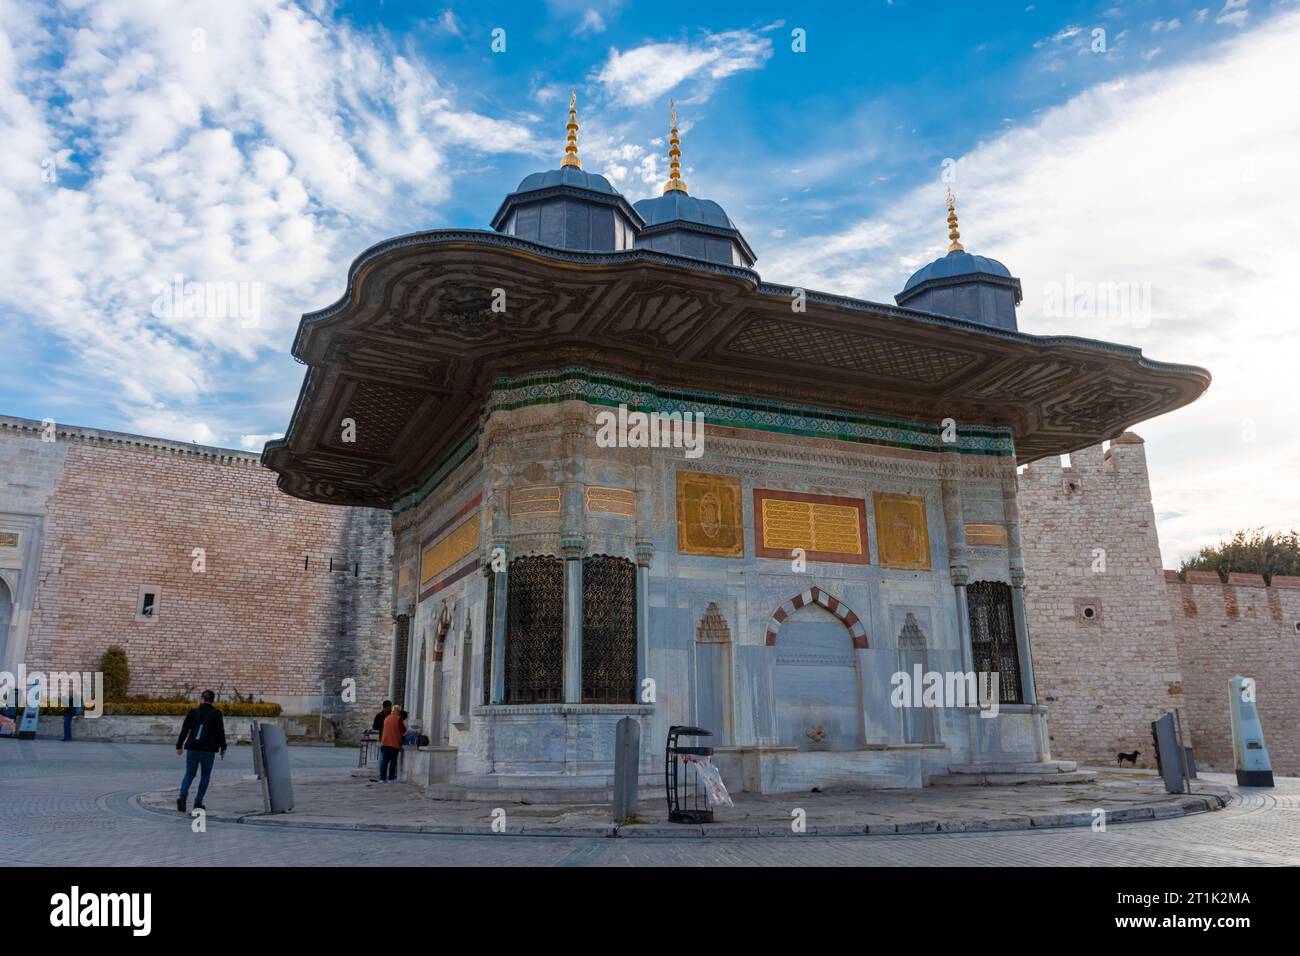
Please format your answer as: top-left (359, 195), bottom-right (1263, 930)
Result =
top-left (132, 785), bottom-right (1229, 838)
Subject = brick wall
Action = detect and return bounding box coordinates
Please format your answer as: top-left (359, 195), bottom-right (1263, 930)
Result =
top-left (1166, 571), bottom-right (1300, 776)
top-left (1, 418), bottom-right (393, 740)
top-left (1017, 434), bottom-right (1185, 768)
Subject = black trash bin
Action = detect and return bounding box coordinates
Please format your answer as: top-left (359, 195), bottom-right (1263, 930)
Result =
top-left (666, 725), bottom-right (714, 823)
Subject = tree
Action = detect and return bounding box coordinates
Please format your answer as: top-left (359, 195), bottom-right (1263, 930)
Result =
top-left (100, 645), bottom-right (130, 701)
top-left (1180, 529), bottom-right (1300, 582)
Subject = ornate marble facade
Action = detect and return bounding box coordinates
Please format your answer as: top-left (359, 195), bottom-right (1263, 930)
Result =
top-left (385, 372), bottom-right (1050, 792)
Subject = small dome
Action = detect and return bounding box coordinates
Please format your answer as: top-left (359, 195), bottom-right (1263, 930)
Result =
top-left (514, 166), bottom-right (618, 195)
top-left (902, 250), bottom-right (1012, 293)
top-left (633, 193), bottom-right (737, 230)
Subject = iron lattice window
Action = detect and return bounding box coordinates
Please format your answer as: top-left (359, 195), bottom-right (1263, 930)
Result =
top-left (505, 556), bottom-right (564, 704)
top-left (967, 581), bottom-right (1023, 704)
top-left (482, 568), bottom-right (495, 706)
top-left (581, 555), bottom-right (637, 704)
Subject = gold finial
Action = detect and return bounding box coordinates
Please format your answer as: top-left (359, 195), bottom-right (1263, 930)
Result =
top-left (946, 188), bottom-right (964, 253)
top-left (664, 99), bottom-right (687, 194)
top-left (562, 89), bottom-right (581, 169)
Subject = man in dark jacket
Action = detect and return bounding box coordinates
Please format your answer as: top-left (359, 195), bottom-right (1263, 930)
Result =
top-left (372, 700), bottom-right (393, 733)
top-left (176, 690), bottom-right (226, 812)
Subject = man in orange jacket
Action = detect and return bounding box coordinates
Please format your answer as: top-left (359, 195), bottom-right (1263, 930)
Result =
top-left (377, 708), bottom-right (407, 783)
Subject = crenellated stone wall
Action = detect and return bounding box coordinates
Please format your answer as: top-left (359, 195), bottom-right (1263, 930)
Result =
top-left (1165, 570), bottom-right (1300, 776)
top-left (0, 416), bottom-right (393, 741)
top-left (1018, 431), bottom-right (1300, 776)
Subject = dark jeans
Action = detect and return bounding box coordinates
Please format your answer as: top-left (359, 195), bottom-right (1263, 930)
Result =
top-left (379, 746), bottom-right (400, 781)
top-left (63, 711), bottom-right (73, 741)
top-left (180, 750), bottom-right (216, 804)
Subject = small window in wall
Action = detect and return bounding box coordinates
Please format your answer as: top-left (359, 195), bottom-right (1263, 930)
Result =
top-left (135, 586), bottom-right (161, 623)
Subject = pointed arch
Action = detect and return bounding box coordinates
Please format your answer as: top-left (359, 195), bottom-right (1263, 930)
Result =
top-left (765, 586), bottom-right (868, 648)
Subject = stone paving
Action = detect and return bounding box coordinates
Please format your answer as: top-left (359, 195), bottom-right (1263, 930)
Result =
top-left (135, 758), bottom-right (1228, 837)
top-left (4, 739), bottom-right (1297, 866)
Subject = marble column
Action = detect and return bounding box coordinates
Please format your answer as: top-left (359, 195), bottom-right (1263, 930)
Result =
top-left (1001, 478), bottom-right (1038, 706)
top-left (635, 540), bottom-right (654, 694)
top-left (489, 542), bottom-right (509, 705)
top-left (562, 539), bottom-right (584, 703)
top-left (940, 464), bottom-right (979, 761)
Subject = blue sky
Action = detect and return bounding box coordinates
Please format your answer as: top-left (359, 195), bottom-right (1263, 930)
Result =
top-left (0, 0), bottom-right (1296, 563)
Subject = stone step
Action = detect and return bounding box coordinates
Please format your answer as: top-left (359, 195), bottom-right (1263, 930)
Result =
top-left (426, 782), bottom-right (664, 804)
top-left (929, 770), bottom-right (1097, 787)
top-left (947, 760), bottom-right (1078, 774)
top-left (426, 771), bottom-right (664, 804)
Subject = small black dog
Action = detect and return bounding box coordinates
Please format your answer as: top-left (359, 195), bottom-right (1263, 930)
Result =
top-left (1116, 750), bottom-right (1141, 766)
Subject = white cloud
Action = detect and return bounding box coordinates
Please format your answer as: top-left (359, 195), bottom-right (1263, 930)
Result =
top-left (239, 432), bottom-right (284, 450)
top-left (435, 9), bottom-right (463, 37)
top-left (0, 0), bottom-right (539, 445)
top-left (593, 29), bottom-right (773, 106)
top-left (576, 10), bottom-right (606, 35)
top-left (758, 9), bottom-right (1300, 565)
top-left (1217, 0), bottom-right (1249, 27)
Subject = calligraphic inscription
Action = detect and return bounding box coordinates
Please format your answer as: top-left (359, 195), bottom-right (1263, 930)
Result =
top-left (676, 472), bottom-right (743, 558)
top-left (753, 490), bottom-right (869, 564)
top-left (965, 523), bottom-right (1009, 547)
top-left (509, 485), bottom-right (561, 517)
top-left (0, 531), bottom-right (19, 549)
top-left (585, 485), bottom-right (635, 517)
top-left (873, 493), bottom-right (932, 571)
top-left (421, 515), bottom-right (480, 587)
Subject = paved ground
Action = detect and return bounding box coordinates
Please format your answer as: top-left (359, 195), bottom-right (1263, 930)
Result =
top-left (3, 739), bottom-right (1298, 866)
top-left (135, 755), bottom-right (1227, 836)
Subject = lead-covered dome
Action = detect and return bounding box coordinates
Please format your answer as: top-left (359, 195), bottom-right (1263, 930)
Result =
top-left (895, 192), bottom-right (1021, 330)
top-left (630, 107), bottom-right (756, 268)
top-left (491, 93), bottom-right (642, 252)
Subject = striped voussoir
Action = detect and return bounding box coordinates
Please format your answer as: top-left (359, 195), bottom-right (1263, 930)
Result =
top-left (765, 586), bottom-right (868, 648)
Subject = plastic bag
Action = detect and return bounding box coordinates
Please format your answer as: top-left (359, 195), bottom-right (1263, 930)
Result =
top-left (683, 755), bottom-right (734, 808)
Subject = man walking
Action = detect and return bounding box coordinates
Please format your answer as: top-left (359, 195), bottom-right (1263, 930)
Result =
top-left (176, 690), bottom-right (226, 812)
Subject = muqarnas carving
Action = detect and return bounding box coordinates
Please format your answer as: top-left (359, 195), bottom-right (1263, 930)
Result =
top-left (676, 472), bottom-right (744, 558)
top-left (873, 492), bottom-right (931, 570)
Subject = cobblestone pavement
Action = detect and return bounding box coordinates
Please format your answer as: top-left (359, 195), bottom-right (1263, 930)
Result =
top-left (3, 740), bottom-right (1297, 866)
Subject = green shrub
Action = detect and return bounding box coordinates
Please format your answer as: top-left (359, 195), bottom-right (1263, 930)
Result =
top-left (100, 646), bottom-right (129, 701)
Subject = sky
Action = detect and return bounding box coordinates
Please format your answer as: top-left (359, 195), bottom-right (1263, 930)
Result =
top-left (0, 0), bottom-right (1296, 565)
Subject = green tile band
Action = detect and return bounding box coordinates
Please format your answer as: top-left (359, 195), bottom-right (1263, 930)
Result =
top-left (393, 366), bottom-right (1014, 515)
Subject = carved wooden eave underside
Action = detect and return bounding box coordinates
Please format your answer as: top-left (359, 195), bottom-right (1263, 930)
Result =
top-left (261, 229), bottom-right (1210, 508)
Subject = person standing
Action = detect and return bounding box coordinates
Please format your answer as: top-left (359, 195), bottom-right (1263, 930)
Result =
top-left (176, 690), bottom-right (226, 812)
top-left (371, 699), bottom-right (393, 733)
top-left (378, 707), bottom-right (407, 784)
top-left (62, 695), bottom-right (80, 741)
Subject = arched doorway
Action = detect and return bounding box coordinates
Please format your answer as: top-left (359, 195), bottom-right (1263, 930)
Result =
top-left (769, 588), bottom-right (866, 752)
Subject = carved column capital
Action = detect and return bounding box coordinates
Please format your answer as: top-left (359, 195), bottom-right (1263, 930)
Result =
top-left (950, 564), bottom-right (971, 587)
top-left (1010, 566), bottom-right (1026, 588)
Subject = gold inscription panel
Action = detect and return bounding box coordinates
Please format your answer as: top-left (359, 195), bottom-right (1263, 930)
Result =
top-left (753, 490), bottom-right (869, 564)
top-left (965, 523), bottom-right (1009, 547)
top-left (420, 516), bottom-right (480, 587)
top-left (676, 472), bottom-right (744, 558)
top-left (509, 485), bottom-right (561, 517)
top-left (874, 493), bottom-right (931, 570)
top-left (586, 485), bottom-right (635, 517)
top-left (0, 531), bottom-right (19, 549)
